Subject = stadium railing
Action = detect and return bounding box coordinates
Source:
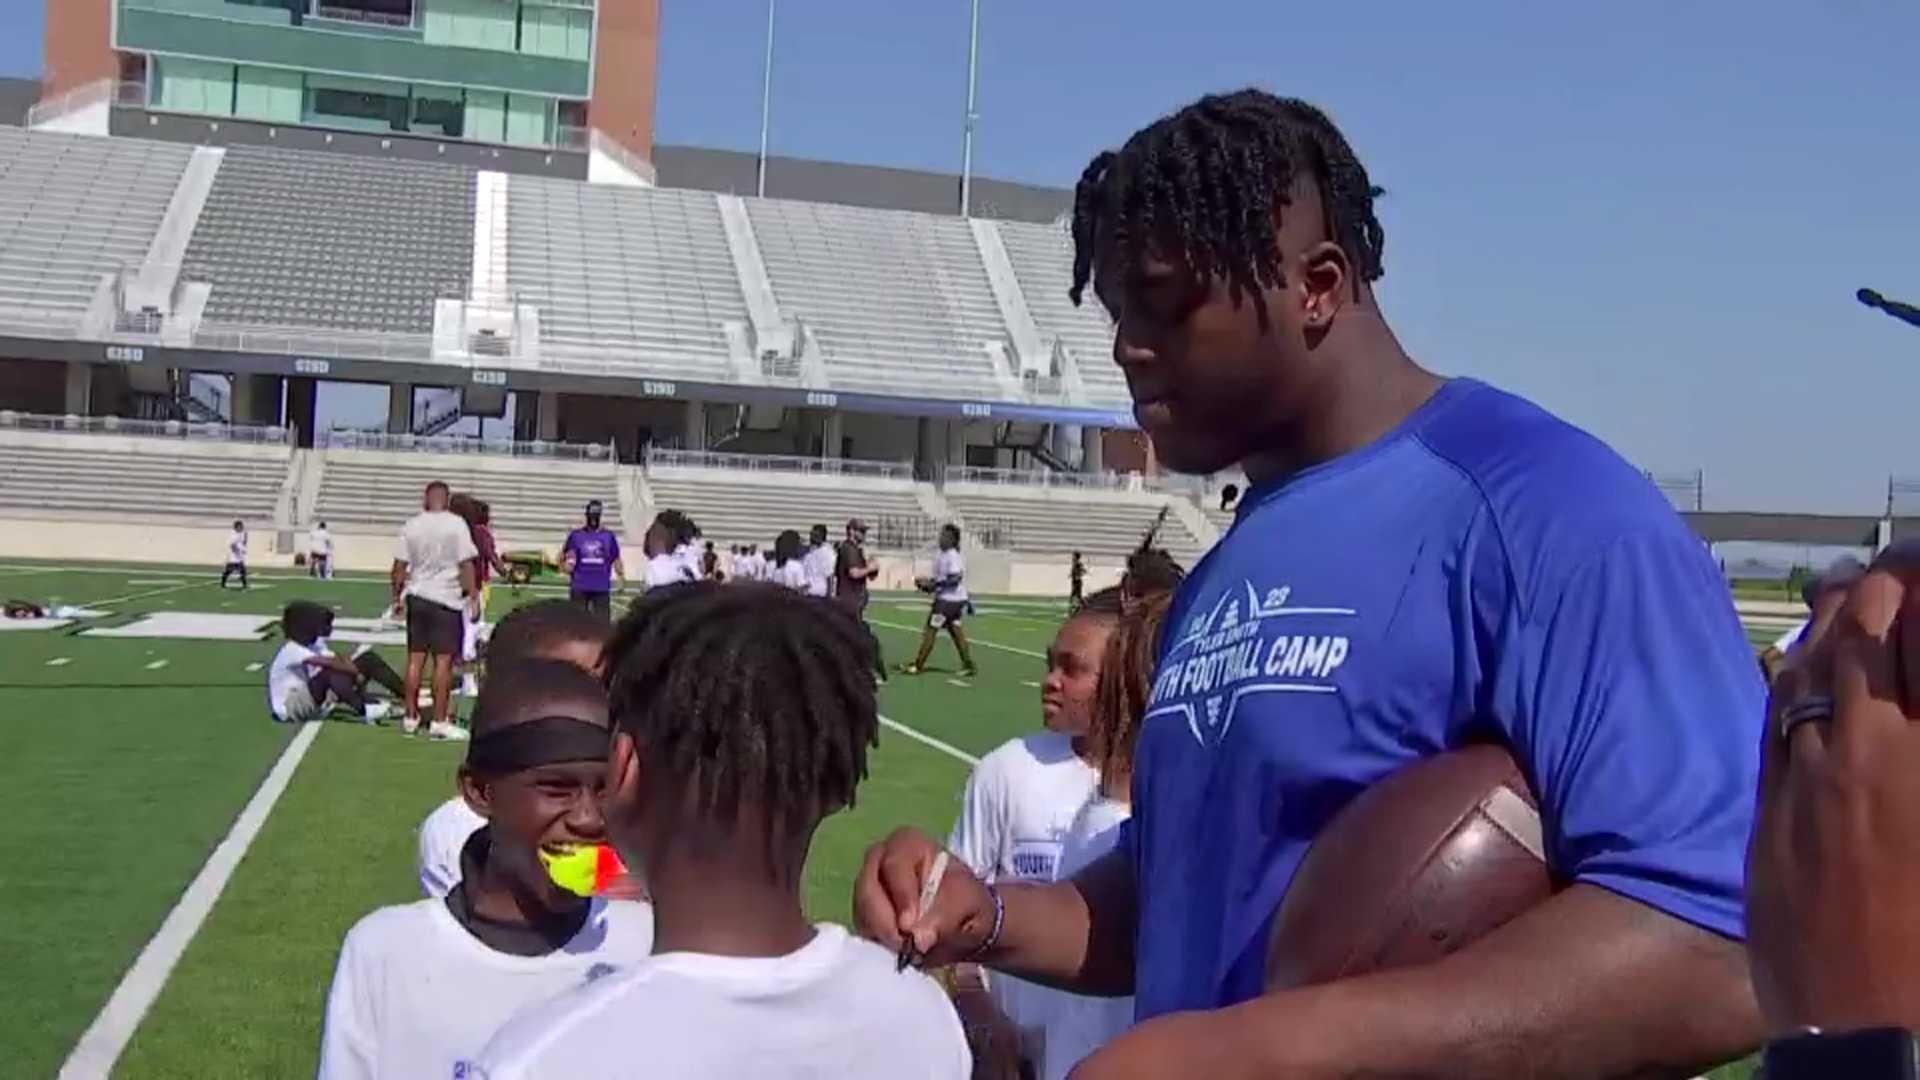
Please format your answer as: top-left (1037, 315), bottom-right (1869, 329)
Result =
top-left (191, 325), bottom-right (436, 362)
top-left (0, 411), bottom-right (290, 445)
top-left (644, 448), bottom-right (915, 482)
top-left (317, 429), bottom-right (615, 461)
top-left (943, 465), bottom-right (1137, 493)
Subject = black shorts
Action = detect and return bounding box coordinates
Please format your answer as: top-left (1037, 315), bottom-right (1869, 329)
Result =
top-left (571, 589), bottom-right (611, 620)
top-left (405, 596), bottom-right (464, 656)
top-left (927, 599), bottom-right (966, 630)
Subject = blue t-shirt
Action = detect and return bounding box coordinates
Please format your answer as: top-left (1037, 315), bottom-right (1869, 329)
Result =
top-left (562, 528), bottom-right (621, 593)
top-left (1126, 378), bottom-right (1763, 1020)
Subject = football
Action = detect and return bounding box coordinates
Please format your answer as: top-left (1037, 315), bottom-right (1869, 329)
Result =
top-left (1265, 743), bottom-right (1557, 990)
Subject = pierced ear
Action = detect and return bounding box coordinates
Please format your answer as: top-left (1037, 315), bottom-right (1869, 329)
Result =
top-left (1298, 240), bottom-right (1351, 326)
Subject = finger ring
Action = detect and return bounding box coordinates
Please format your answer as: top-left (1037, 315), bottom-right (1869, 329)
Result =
top-left (1777, 694), bottom-right (1835, 744)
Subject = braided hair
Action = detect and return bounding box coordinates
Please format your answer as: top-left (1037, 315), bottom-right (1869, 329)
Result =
top-left (1123, 508), bottom-right (1186, 601)
top-left (1087, 587), bottom-right (1174, 795)
top-left (1069, 89), bottom-right (1385, 322)
top-left (603, 581), bottom-right (879, 869)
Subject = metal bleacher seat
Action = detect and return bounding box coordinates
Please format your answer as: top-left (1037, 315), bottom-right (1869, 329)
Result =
top-left (995, 220), bottom-right (1128, 409)
top-left (746, 198), bottom-right (1009, 398)
top-left (0, 128), bottom-right (192, 335)
top-left (314, 451), bottom-right (620, 546)
top-left (646, 461), bottom-right (932, 552)
top-left (0, 438), bottom-right (286, 524)
top-left (180, 147), bottom-right (475, 335)
top-left (507, 180), bottom-right (747, 380)
top-left (945, 482), bottom-right (1206, 562)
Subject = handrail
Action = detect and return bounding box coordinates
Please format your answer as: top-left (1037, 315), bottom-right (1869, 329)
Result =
top-left (646, 447), bottom-right (913, 481)
top-left (588, 129), bottom-right (658, 185)
top-left (319, 429), bottom-right (615, 461)
top-left (0, 410), bottom-right (290, 444)
top-left (944, 465), bottom-right (1135, 492)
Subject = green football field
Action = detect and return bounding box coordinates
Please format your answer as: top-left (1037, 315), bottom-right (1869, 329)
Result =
top-left (0, 560), bottom-right (1767, 1079)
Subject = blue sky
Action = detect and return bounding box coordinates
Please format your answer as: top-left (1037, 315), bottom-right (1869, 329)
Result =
top-left (4, 0), bottom-right (1919, 513)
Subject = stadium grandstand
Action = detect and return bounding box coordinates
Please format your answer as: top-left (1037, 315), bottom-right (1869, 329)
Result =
top-left (0, 0), bottom-right (1226, 596)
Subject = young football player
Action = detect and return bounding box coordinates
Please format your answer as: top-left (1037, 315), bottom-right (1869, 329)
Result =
top-left (267, 601), bottom-right (398, 725)
top-left (903, 524), bottom-right (977, 676)
top-left (319, 660), bottom-right (654, 1080)
top-left (472, 583), bottom-right (969, 1079)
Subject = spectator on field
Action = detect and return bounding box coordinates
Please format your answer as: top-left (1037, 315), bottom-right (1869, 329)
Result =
top-left (561, 501), bottom-right (624, 620)
top-left (268, 601), bottom-right (397, 725)
top-left (392, 480), bottom-right (478, 741)
top-left (309, 521), bottom-right (334, 580)
top-left (769, 529), bottom-right (809, 592)
top-left (803, 524), bottom-right (837, 598)
top-left (640, 511), bottom-right (695, 591)
top-left (221, 520), bottom-right (250, 590)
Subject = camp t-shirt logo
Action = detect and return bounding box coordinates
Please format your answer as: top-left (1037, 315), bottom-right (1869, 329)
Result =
top-left (1149, 581), bottom-right (1356, 748)
top-left (576, 538), bottom-right (609, 566)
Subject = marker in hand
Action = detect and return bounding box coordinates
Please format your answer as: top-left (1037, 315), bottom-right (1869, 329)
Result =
top-left (896, 850), bottom-right (950, 972)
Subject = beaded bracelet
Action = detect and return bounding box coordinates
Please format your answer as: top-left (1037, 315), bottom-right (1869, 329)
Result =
top-left (962, 882), bottom-right (1005, 964)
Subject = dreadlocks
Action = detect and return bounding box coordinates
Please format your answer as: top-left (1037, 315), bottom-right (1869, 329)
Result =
top-left (603, 581), bottom-right (879, 868)
top-left (1124, 508), bottom-right (1186, 601)
top-left (1087, 587), bottom-right (1174, 795)
top-left (1069, 89), bottom-right (1385, 320)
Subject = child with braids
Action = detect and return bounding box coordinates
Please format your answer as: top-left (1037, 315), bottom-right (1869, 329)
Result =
top-left (474, 582), bottom-right (970, 1080)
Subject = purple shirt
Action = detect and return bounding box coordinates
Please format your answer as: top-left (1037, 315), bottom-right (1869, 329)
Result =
top-left (562, 528), bottom-right (621, 593)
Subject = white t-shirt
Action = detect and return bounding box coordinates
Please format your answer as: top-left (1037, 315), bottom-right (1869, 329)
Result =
top-left (318, 896), bottom-right (655, 1080)
top-left (933, 549), bottom-right (968, 603)
top-left (309, 526), bottom-right (332, 557)
top-left (674, 543), bottom-right (701, 580)
top-left (947, 732), bottom-right (1100, 1039)
top-left (748, 552), bottom-right (768, 581)
top-left (646, 552), bottom-right (693, 589)
top-left (803, 544), bottom-right (836, 597)
top-left (472, 923), bottom-right (969, 1080)
top-left (770, 559), bottom-right (808, 592)
top-left (1037, 796), bottom-right (1135, 1080)
top-left (267, 639), bottom-right (327, 720)
top-left (227, 529), bottom-right (248, 564)
top-left (417, 796), bottom-right (488, 899)
top-left (1773, 618), bottom-right (1809, 655)
top-left (397, 510), bottom-right (478, 610)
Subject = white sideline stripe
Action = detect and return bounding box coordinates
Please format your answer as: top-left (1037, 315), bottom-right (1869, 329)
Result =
top-left (877, 713), bottom-right (979, 767)
top-left (58, 721), bottom-right (323, 1080)
top-left (869, 618), bottom-right (1045, 659)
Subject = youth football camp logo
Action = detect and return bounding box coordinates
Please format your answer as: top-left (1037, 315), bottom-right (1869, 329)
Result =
top-left (1148, 582), bottom-right (1356, 748)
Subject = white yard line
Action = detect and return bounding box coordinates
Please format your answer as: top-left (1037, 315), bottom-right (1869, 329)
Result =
top-left (869, 618), bottom-right (1045, 659)
top-left (58, 721), bottom-right (323, 1080)
top-left (945, 678), bottom-right (971, 689)
top-left (244, 662), bottom-right (264, 673)
top-left (89, 579), bottom-right (218, 610)
top-left (46, 657), bottom-right (71, 667)
top-left (143, 660), bottom-right (170, 671)
top-left (124, 579), bottom-right (186, 586)
top-left (1020, 679), bottom-right (1041, 688)
top-left (877, 713), bottom-right (979, 767)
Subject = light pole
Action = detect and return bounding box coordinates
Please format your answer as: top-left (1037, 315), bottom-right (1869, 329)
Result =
top-left (959, 0), bottom-right (981, 216)
top-left (757, 0), bottom-right (777, 198)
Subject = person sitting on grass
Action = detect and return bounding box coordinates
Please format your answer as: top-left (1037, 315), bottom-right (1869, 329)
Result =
top-left (472, 583), bottom-right (970, 1079)
top-left (418, 599), bottom-right (630, 900)
top-left (268, 601), bottom-right (398, 725)
top-left (320, 659), bottom-right (654, 1080)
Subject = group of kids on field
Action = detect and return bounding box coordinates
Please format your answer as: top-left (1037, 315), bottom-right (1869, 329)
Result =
top-left (305, 526), bottom-right (1185, 1079)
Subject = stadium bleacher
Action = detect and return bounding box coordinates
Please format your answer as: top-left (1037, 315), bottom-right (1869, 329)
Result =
top-left (645, 458), bottom-right (934, 551)
top-left (0, 423), bottom-right (288, 524)
top-left (506, 180), bottom-right (749, 379)
top-left (0, 127), bottom-right (192, 334)
top-left (314, 449), bottom-right (620, 544)
top-left (746, 198), bottom-right (1012, 398)
top-left (180, 146), bottom-right (475, 336)
top-left (944, 479), bottom-right (1208, 562)
top-left (996, 219), bottom-right (1129, 409)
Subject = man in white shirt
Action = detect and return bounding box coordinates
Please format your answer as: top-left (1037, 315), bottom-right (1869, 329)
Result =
top-left (308, 521), bottom-right (334, 580)
top-left (474, 582), bottom-right (969, 1080)
top-left (803, 524), bottom-right (837, 598)
top-left (946, 588), bottom-right (1122, 1076)
top-left (640, 511), bottom-right (697, 591)
top-left (220, 520), bottom-right (249, 590)
top-left (320, 660), bottom-right (653, 1080)
top-left (391, 481), bottom-right (479, 740)
top-left (747, 544), bottom-right (768, 582)
top-left (903, 524), bottom-right (978, 676)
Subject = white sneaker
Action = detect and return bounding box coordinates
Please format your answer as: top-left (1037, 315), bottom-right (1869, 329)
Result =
top-left (428, 721), bottom-right (470, 742)
top-left (460, 675), bottom-right (480, 698)
top-left (401, 716), bottom-right (421, 736)
top-left (362, 701), bottom-right (394, 724)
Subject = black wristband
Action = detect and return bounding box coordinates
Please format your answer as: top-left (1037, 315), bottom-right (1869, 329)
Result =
top-left (1764, 1026), bottom-right (1920, 1080)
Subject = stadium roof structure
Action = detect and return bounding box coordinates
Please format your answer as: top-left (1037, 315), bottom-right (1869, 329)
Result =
top-left (0, 125), bottom-right (1131, 429)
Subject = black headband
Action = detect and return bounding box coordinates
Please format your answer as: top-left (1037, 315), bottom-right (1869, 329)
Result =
top-left (466, 716), bottom-right (610, 775)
